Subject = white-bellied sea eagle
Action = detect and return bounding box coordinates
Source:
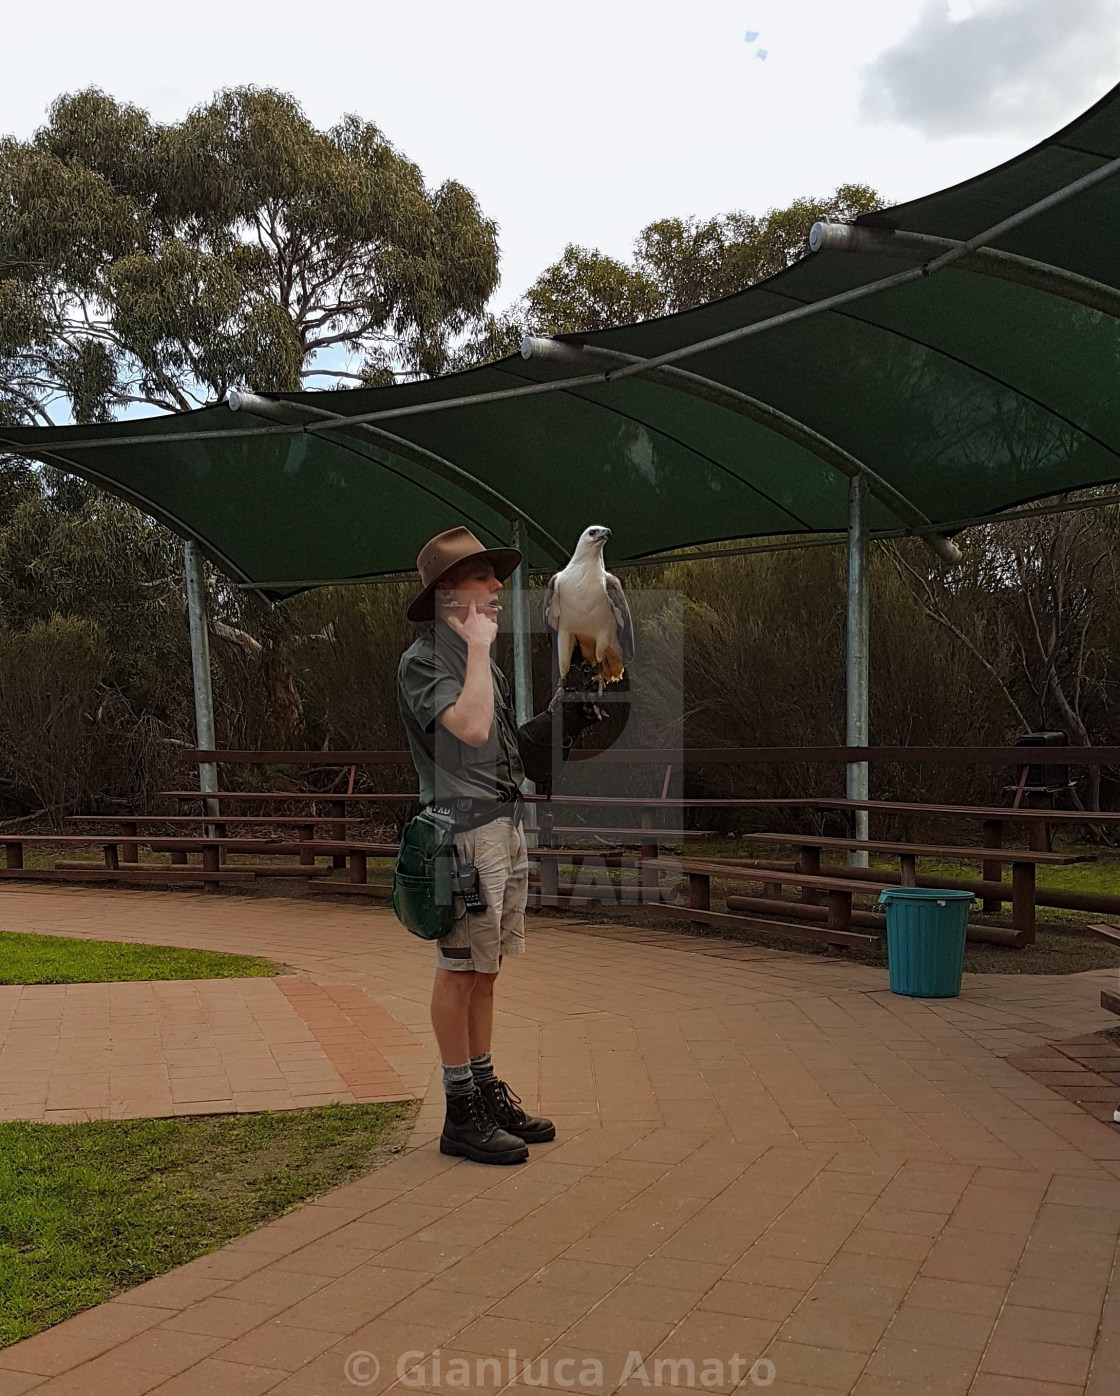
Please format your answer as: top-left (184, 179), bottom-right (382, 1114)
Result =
top-left (542, 526), bottom-right (635, 704)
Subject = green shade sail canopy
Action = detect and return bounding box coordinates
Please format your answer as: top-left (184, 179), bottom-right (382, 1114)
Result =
top-left (6, 83), bottom-right (1120, 598)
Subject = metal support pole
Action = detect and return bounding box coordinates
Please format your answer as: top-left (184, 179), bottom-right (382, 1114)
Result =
top-left (508, 522), bottom-right (538, 838)
top-left (183, 540), bottom-right (220, 823)
top-left (509, 520), bottom-right (534, 730)
top-left (845, 475), bottom-right (870, 867)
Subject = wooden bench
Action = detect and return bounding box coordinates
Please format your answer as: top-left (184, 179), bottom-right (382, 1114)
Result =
top-left (73, 815), bottom-right (371, 824)
top-left (736, 833), bottom-right (1093, 940)
top-left (161, 790), bottom-right (415, 803)
top-left (749, 796), bottom-right (1120, 854)
top-left (59, 835), bottom-right (318, 868)
top-left (306, 841), bottom-right (651, 898)
top-left (4, 834), bottom-right (333, 891)
top-left (302, 842), bottom-right (640, 901)
top-left (1091, 931), bottom-right (1120, 1019)
top-left (549, 827), bottom-right (711, 841)
top-left (141, 837), bottom-right (335, 878)
top-left (643, 858), bottom-right (887, 948)
top-left (543, 827), bottom-right (712, 901)
top-left (0, 836), bottom-right (255, 890)
top-left (654, 858), bottom-right (894, 929)
top-left (70, 814), bottom-right (376, 871)
top-left (537, 793), bottom-right (1120, 932)
top-left (320, 843), bottom-right (650, 912)
top-left (0, 866), bottom-right (255, 887)
top-left (523, 848), bottom-right (882, 948)
top-left (167, 748), bottom-right (414, 869)
top-left (528, 845), bottom-right (647, 910)
top-left (1088, 926), bottom-right (1120, 1024)
top-left (52, 746), bottom-right (1118, 941)
top-left (638, 856), bottom-right (1034, 951)
top-left (539, 790), bottom-right (1120, 834)
top-left (297, 840), bottom-right (398, 891)
top-left (13, 828), bottom-right (400, 896)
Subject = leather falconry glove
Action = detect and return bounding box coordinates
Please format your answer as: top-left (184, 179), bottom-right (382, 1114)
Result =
top-left (516, 662), bottom-right (602, 786)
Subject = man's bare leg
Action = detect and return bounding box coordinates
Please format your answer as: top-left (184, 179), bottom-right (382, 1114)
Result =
top-left (429, 966), bottom-right (498, 1062)
top-left (431, 967), bottom-right (476, 1064)
top-left (467, 970), bottom-right (497, 1058)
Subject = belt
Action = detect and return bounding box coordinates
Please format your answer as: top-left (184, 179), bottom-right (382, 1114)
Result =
top-left (427, 793), bottom-right (524, 832)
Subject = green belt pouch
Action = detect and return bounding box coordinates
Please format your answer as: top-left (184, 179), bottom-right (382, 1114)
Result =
top-left (392, 809), bottom-right (457, 940)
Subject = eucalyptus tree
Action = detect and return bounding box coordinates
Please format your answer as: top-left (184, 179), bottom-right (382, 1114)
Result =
top-left (0, 86), bottom-right (500, 423)
top-left (0, 84), bottom-right (501, 793)
top-left (454, 184), bottom-right (881, 365)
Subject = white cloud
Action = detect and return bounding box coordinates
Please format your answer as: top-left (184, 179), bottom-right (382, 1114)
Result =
top-left (860, 0), bottom-right (1120, 139)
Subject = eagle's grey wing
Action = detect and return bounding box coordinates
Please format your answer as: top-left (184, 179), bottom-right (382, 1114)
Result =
top-left (605, 572), bottom-right (635, 665)
top-left (542, 572), bottom-right (561, 632)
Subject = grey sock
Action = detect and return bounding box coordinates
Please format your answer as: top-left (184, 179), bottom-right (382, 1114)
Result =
top-left (442, 1062), bottom-right (474, 1098)
top-left (470, 1052), bottom-right (496, 1084)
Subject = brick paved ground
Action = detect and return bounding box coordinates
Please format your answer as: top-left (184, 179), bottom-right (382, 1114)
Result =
top-left (1007, 1032), bottom-right (1120, 1126)
top-left (0, 970), bottom-right (428, 1122)
top-left (1, 883), bottom-right (1119, 1394)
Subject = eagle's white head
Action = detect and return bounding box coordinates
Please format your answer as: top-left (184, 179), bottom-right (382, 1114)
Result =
top-left (574, 524), bottom-right (612, 559)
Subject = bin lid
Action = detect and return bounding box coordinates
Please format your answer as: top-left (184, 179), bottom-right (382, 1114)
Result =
top-left (878, 888), bottom-right (976, 904)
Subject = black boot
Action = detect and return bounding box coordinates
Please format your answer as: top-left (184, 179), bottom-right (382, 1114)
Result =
top-left (477, 1078), bottom-right (556, 1144)
top-left (440, 1089), bottom-right (529, 1165)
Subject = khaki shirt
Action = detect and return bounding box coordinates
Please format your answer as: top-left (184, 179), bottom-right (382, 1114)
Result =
top-left (397, 623), bottom-right (524, 807)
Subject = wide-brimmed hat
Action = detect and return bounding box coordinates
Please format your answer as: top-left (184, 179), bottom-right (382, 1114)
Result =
top-left (407, 527), bottom-right (522, 622)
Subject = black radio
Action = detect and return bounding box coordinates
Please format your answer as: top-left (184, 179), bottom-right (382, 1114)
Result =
top-left (452, 851), bottom-right (488, 913)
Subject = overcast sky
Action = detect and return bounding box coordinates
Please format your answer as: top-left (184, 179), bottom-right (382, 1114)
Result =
top-left (5, 0), bottom-right (1120, 304)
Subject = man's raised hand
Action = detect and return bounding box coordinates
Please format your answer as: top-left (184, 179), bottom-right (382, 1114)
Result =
top-left (445, 596), bottom-right (498, 649)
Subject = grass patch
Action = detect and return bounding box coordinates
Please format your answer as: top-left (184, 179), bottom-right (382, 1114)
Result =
top-left (0, 931), bottom-right (280, 984)
top-left (0, 1101), bottom-right (417, 1345)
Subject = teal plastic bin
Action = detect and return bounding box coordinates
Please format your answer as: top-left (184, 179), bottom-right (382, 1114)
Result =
top-left (877, 888), bottom-right (974, 998)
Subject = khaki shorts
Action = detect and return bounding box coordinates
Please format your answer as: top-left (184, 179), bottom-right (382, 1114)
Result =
top-left (436, 816), bottom-right (528, 975)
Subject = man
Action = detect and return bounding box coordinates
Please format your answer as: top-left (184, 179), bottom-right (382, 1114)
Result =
top-left (397, 526), bottom-right (596, 1165)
